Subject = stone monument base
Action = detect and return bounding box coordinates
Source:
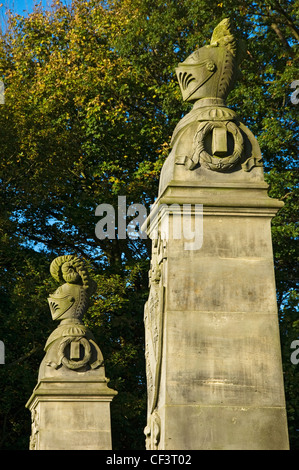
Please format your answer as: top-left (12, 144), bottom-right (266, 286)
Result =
top-left (26, 378), bottom-right (117, 450)
top-left (143, 183), bottom-right (289, 450)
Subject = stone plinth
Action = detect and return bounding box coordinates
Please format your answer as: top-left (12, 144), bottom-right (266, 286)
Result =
top-left (143, 182), bottom-right (289, 450)
top-left (26, 377), bottom-right (117, 450)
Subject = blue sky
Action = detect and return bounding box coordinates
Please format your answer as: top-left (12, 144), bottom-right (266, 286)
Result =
top-left (0, 0), bottom-right (71, 31)
top-left (0, 1), bottom-right (43, 32)
top-left (1, 0), bottom-right (71, 17)
top-left (2, 1), bottom-right (49, 15)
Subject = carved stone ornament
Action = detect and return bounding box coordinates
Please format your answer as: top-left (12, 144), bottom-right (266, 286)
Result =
top-left (42, 255), bottom-right (103, 373)
top-left (29, 408), bottom-right (39, 451)
top-left (144, 410), bottom-right (161, 450)
top-left (144, 234), bottom-right (166, 449)
top-left (173, 18), bottom-right (263, 173)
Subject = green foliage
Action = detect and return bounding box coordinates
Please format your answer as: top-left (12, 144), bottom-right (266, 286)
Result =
top-left (0, 0), bottom-right (298, 449)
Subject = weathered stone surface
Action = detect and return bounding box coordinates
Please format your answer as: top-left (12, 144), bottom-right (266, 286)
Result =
top-left (143, 199), bottom-right (289, 450)
top-left (26, 379), bottom-right (116, 450)
top-left (163, 406), bottom-right (289, 450)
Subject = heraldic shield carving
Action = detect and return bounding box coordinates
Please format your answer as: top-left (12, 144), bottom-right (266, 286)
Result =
top-left (144, 235), bottom-right (167, 449)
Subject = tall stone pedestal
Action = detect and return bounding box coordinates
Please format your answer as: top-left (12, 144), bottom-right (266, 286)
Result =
top-left (143, 19), bottom-right (289, 450)
top-left (144, 182), bottom-right (289, 450)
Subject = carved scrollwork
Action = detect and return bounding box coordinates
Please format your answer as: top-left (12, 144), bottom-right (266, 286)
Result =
top-left (29, 408), bottom-right (39, 451)
top-left (144, 410), bottom-right (161, 450)
top-left (144, 234), bottom-right (167, 419)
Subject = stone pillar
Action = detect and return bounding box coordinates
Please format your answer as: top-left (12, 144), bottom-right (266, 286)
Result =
top-left (143, 19), bottom-right (289, 450)
top-left (26, 375), bottom-right (116, 450)
top-left (26, 255), bottom-right (117, 450)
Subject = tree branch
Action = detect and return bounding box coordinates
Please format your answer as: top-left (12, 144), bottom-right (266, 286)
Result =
top-left (7, 345), bottom-right (42, 367)
top-left (271, 22), bottom-right (295, 57)
top-left (271, 0), bottom-right (299, 41)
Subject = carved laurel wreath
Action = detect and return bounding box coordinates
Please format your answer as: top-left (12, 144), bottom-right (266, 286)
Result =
top-left (186, 120), bottom-right (244, 172)
top-left (58, 337), bottom-right (92, 370)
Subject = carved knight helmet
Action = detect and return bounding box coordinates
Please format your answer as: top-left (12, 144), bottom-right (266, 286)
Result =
top-left (176, 18), bottom-right (245, 103)
top-left (48, 255), bottom-right (96, 322)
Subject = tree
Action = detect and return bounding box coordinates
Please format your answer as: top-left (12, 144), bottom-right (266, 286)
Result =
top-left (0, 0), bottom-right (298, 449)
